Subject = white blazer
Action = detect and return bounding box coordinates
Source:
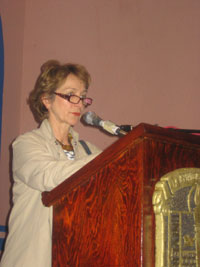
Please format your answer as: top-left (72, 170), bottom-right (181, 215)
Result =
top-left (0, 119), bottom-right (101, 267)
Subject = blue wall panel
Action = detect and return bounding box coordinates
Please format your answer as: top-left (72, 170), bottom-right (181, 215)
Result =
top-left (0, 225), bottom-right (7, 253)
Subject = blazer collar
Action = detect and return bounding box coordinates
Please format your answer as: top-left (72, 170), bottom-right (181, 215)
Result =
top-left (39, 119), bottom-right (79, 143)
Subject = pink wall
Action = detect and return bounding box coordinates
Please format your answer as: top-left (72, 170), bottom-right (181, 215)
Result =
top-left (0, 0), bottom-right (25, 224)
top-left (1, 0), bottom-right (200, 225)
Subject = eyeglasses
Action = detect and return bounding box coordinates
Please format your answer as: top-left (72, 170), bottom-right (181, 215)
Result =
top-left (53, 92), bottom-right (93, 106)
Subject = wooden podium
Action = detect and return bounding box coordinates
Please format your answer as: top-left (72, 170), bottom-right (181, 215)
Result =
top-left (42, 123), bottom-right (200, 267)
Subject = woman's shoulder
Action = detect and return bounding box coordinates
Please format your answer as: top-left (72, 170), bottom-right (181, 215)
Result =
top-left (13, 120), bottom-right (52, 146)
top-left (70, 128), bottom-right (102, 154)
top-left (81, 140), bottom-right (102, 154)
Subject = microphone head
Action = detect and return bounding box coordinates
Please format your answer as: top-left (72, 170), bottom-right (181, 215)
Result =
top-left (82, 111), bottom-right (102, 126)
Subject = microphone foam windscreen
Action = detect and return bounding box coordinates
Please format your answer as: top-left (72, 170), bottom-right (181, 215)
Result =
top-left (82, 111), bottom-right (102, 126)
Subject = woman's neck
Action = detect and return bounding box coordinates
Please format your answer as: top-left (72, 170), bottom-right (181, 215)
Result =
top-left (48, 117), bottom-right (71, 145)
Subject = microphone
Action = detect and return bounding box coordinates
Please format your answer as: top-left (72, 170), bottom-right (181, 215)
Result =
top-left (82, 111), bottom-right (127, 136)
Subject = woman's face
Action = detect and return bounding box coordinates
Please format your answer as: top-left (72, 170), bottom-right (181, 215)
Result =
top-left (43, 73), bottom-right (87, 128)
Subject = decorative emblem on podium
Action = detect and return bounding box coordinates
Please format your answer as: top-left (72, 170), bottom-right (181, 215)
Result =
top-left (153, 168), bottom-right (200, 267)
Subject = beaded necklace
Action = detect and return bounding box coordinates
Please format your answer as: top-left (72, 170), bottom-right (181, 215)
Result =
top-left (56, 133), bottom-right (75, 160)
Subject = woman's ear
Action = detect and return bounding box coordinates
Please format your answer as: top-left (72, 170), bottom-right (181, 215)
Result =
top-left (41, 95), bottom-right (51, 110)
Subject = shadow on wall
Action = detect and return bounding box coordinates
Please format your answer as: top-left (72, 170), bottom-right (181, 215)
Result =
top-left (0, 16), bottom-right (4, 151)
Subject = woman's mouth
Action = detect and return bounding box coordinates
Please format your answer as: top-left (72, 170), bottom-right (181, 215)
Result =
top-left (71, 112), bottom-right (81, 116)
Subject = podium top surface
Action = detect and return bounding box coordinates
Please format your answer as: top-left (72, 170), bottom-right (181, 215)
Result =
top-left (133, 123), bottom-right (200, 145)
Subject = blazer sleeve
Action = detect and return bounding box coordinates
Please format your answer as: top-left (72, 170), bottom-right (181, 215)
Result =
top-left (12, 133), bottom-right (101, 192)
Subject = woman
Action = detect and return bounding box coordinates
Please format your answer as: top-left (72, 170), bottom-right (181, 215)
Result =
top-left (0, 60), bottom-right (101, 267)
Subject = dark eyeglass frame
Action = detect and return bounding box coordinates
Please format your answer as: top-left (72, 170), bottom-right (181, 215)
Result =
top-left (53, 92), bottom-right (93, 106)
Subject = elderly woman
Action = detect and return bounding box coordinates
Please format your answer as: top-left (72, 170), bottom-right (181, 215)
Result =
top-left (0, 60), bottom-right (101, 267)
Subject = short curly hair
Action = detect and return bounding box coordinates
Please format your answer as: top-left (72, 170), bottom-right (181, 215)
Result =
top-left (28, 60), bottom-right (91, 123)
